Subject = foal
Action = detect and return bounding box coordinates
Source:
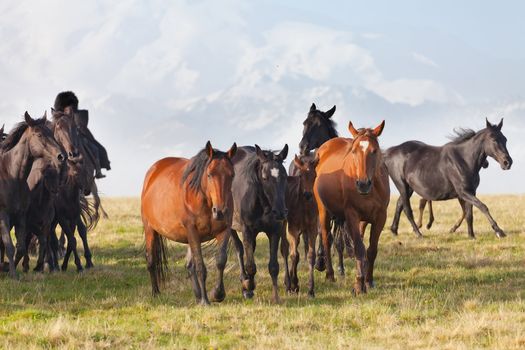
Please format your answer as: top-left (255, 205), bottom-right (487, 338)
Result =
top-left (280, 155), bottom-right (318, 297)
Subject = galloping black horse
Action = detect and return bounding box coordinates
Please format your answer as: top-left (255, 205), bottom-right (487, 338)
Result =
top-left (230, 145), bottom-right (288, 303)
top-left (385, 119), bottom-right (512, 238)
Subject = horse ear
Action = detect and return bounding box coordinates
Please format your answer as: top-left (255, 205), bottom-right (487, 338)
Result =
top-left (325, 105), bottom-right (336, 119)
top-left (227, 142), bottom-right (237, 158)
top-left (0, 124), bottom-right (4, 134)
top-left (205, 140), bottom-right (214, 158)
top-left (482, 159), bottom-right (489, 169)
top-left (24, 111), bottom-right (35, 126)
top-left (293, 154), bottom-right (304, 169)
top-left (348, 121), bottom-right (359, 138)
top-left (255, 144), bottom-right (265, 160)
top-left (497, 118), bottom-right (503, 131)
top-left (310, 103), bottom-right (316, 112)
top-left (373, 120), bottom-right (385, 137)
top-left (486, 117), bottom-right (493, 129)
top-left (277, 144), bottom-right (288, 161)
top-left (42, 110), bottom-right (47, 122)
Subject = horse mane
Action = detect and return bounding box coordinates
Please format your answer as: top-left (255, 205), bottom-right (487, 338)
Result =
top-left (1, 117), bottom-right (47, 152)
top-left (54, 91), bottom-right (79, 111)
top-left (181, 148), bottom-right (229, 192)
top-left (449, 128), bottom-right (477, 144)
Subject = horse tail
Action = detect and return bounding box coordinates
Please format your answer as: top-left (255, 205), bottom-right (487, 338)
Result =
top-left (333, 218), bottom-right (353, 257)
top-left (151, 230), bottom-right (169, 286)
top-left (79, 195), bottom-right (98, 232)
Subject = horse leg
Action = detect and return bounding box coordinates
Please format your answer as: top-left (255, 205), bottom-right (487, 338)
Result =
top-left (306, 227), bottom-right (317, 298)
top-left (0, 240), bottom-right (6, 272)
top-left (231, 229), bottom-right (248, 289)
top-left (13, 218), bottom-right (28, 269)
top-left (267, 230), bottom-right (281, 304)
top-left (185, 248), bottom-right (201, 302)
top-left (396, 181), bottom-right (423, 237)
top-left (288, 229), bottom-right (300, 293)
top-left (22, 231), bottom-right (32, 273)
top-left (390, 197), bottom-right (403, 235)
top-left (366, 213), bottom-right (387, 289)
top-left (211, 229), bottom-right (230, 303)
top-left (427, 201), bottom-right (435, 230)
top-left (77, 218), bottom-right (93, 268)
top-left (464, 202), bottom-right (474, 238)
top-left (417, 198), bottom-right (427, 229)
top-left (58, 229), bottom-right (66, 259)
top-left (449, 199), bottom-right (466, 233)
top-left (0, 214), bottom-right (16, 278)
top-left (61, 220), bottom-right (83, 272)
top-left (280, 223), bottom-right (291, 292)
top-left (317, 202), bottom-right (335, 281)
top-left (242, 227), bottom-right (257, 299)
top-left (345, 210), bottom-right (367, 294)
top-left (48, 222), bottom-right (61, 272)
top-left (314, 229), bottom-right (327, 272)
top-left (33, 228), bottom-right (48, 273)
top-left (188, 234), bottom-right (209, 306)
top-left (335, 226), bottom-right (345, 276)
top-left (459, 192), bottom-right (505, 238)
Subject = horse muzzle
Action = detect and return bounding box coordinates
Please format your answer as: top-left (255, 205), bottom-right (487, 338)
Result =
top-left (303, 191), bottom-right (313, 201)
top-left (356, 179), bottom-right (372, 195)
top-left (500, 157), bottom-right (513, 170)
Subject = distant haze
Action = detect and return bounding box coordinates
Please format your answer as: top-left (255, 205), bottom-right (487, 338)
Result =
top-left (1, 1), bottom-right (524, 196)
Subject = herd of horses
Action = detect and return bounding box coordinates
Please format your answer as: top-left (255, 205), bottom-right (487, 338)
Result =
top-left (0, 92), bottom-right (104, 279)
top-left (141, 103), bottom-right (513, 305)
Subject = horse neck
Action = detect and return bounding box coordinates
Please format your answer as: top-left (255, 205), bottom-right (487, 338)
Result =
top-left (452, 133), bottom-right (487, 172)
top-left (0, 134), bottom-right (34, 181)
top-left (286, 176), bottom-right (302, 204)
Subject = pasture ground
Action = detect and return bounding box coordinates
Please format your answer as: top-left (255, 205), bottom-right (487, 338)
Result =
top-left (1, 196), bottom-right (524, 349)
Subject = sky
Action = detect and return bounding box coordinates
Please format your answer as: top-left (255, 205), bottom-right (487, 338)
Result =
top-left (0, 0), bottom-right (524, 196)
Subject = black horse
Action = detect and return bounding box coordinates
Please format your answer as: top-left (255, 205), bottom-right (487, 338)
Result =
top-left (294, 103), bottom-right (351, 274)
top-left (385, 118), bottom-right (512, 239)
top-left (230, 145), bottom-right (288, 303)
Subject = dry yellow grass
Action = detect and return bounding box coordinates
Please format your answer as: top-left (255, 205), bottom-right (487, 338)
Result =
top-left (0, 195), bottom-right (524, 349)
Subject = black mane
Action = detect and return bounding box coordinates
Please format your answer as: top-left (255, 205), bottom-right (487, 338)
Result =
top-left (181, 148), bottom-right (229, 192)
top-left (449, 128), bottom-right (477, 144)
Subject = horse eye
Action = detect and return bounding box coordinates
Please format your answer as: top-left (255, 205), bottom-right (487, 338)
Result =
top-left (207, 174), bottom-right (211, 179)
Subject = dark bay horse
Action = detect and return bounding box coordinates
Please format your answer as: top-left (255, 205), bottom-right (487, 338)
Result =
top-left (0, 112), bottom-right (65, 277)
top-left (141, 141), bottom-right (237, 305)
top-left (385, 119), bottom-right (512, 239)
top-left (417, 159), bottom-right (489, 232)
top-left (314, 120), bottom-right (389, 294)
top-left (230, 144), bottom-right (288, 303)
top-left (280, 154), bottom-right (318, 297)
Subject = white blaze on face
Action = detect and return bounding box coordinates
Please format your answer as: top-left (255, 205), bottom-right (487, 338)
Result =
top-left (270, 167), bottom-right (280, 178)
top-left (359, 140), bottom-right (369, 152)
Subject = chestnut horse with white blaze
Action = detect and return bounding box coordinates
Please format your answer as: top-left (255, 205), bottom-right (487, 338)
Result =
top-left (314, 120), bottom-right (389, 294)
top-left (141, 141), bottom-right (237, 305)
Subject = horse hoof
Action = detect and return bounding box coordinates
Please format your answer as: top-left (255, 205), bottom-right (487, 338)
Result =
top-left (390, 226), bottom-right (398, 236)
top-left (307, 290), bottom-right (315, 298)
top-left (315, 260), bottom-right (326, 272)
top-left (326, 274), bottom-right (336, 282)
top-left (366, 280), bottom-right (375, 289)
top-left (496, 231), bottom-right (506, 238)
top-left (468, 234), bottom-right (476, 240)
top-left (338, 267), bottom-right (345, 277)
top-left (211, 288), bottom-right (226, 303)
top-left (426, 223), bottom-right (433, 230)
top-left (243, 290), bottom-right (254, 299)
top-left (61, 265), bottom-right (68, 272)
top-left (77, 267), bottom-right (84, 274)
top-left (199, 299), bottom-right (211, 306)
top-left (85, 261), bottom-right (94, 269)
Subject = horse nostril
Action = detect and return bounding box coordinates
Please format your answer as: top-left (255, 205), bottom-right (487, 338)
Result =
top-left (57, 153), bottom-right (65, 162)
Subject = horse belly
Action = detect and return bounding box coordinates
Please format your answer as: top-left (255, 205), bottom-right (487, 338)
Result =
top-left (315, 174), bottom-right (345, 218)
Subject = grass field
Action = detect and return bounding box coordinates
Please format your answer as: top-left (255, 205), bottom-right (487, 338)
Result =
top-left (1, 196), bottom-right (524, 349)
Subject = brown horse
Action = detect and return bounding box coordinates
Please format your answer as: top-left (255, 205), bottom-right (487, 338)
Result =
top-left (141, 141), bottom-right (237, 305)
top-left (280, 154), bottom-right (318, 297)
top-left (314, 120), bottom-right (389, 294)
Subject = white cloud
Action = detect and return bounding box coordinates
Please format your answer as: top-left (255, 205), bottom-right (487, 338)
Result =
top-left (411, 52), bottom-right (439, 68)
